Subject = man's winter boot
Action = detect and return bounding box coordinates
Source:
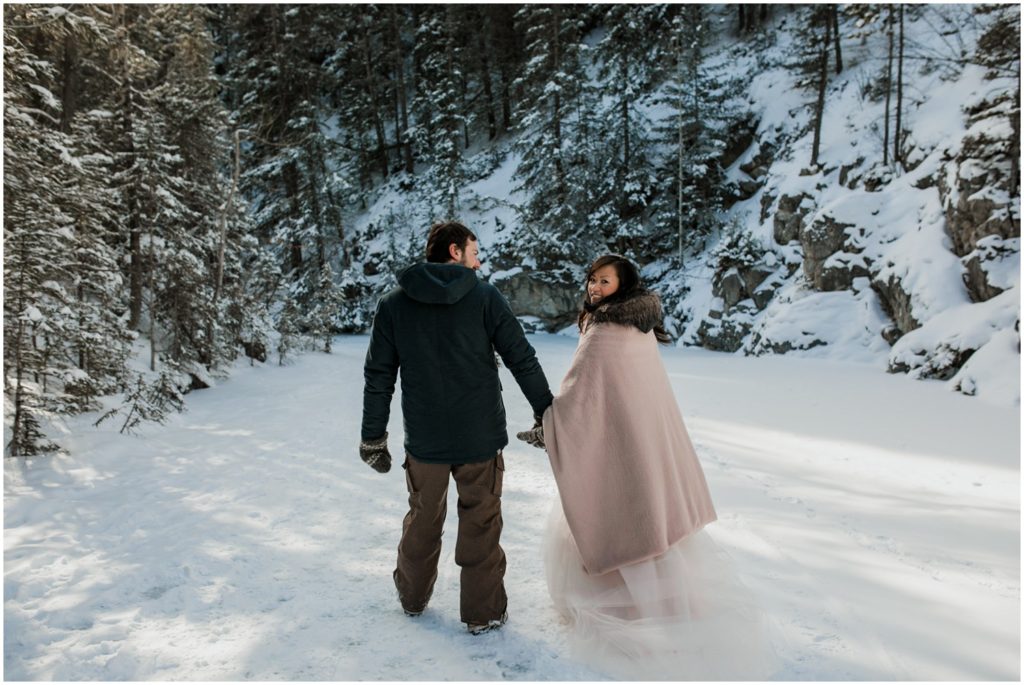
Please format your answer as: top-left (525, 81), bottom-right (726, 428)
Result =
top-left (467, 610), bottom-right (508, 635)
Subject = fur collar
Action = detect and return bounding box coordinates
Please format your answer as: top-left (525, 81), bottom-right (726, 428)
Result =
top-left (585, 289), bottom-right (663, 333)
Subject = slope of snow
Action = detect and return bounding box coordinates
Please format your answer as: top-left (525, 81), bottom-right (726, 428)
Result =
top-left (747, 276), bottom-right (893, 363)
top-left (5, 336), bottom-right (1019, 680)
top-left (692, 7), bottom-right (1021, 405)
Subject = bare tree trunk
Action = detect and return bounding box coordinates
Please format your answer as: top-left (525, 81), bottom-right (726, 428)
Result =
top-left (676, 20), bottom-right (686, 264)
top-left (737, 4), bottom-right (746, 35)
top-left (116, 5), bottom-right (143, 331)
top-left (147, 241), bottom-right (157, 372)
top-left (621, 60), bottom-right (630, 174)
top-left (884, 5), bottom-right (894, 166)
top-left (62, 34), bottom-right (85, 372)
top-left (59, 34), bottom-right (78, 133)
top-left (498, 61), bottom-right (513, 132)
top-left (832, 4), bottom-right (843, 73)
top-left (289, 240), bottom-right (303, 277)
top-left (306, 151), bottom-right (324, 268)
top-left (497, 21), bottom-right (515, 132)
top-left (128, 211), bottom-right (142, 330)
top-left (445, 5), bottom-right (460, 218)
top-left (362, 18), bottom-right (389, 178)
top-left (77, 284), bottom-right (87, 371)
top-left (617, 58), bottom-right (630, 217)
top-left (1012, 72), bottom-right (1021, 197)
top-left (206, 129), bottom-right (241, 360)
top-left (36, 329), bottom-right (47, 391)
top-left (214, 131), bottom-right (240, 309)
top-left (551, 6), bottom-right (564, 199)
top-left (282, 162), bottom-right (303, 277)
top-left (475, 8), bottom-right (498, 141)
top-left (8, 241), bottom-right (28, 455)
top-left (689, 8), bottom-right (703, 231)
top-left (389, 6), bottom-right (414, 172)
top-left (487, 5), bottom-right (516, 133)
top-left (10, 322), bottom-right (26, 456)
top-left (811, 9), bottom-right (830, 167)
top-left (895, 3), bottom-right (905, 166)
top-left (447, 6), bottom-right (469, 150)
top-left (391, 64), bottom-right (401, 161)
top-left (31, 325), bottom-right (40, 385)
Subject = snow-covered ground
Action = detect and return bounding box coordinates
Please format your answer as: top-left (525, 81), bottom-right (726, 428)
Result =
top-left (4, 336), bottom-right (1020, 680)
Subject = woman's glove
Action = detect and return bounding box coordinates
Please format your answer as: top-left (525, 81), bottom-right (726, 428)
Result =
top-left (360, 433), bottom-right (392, 473)
top-left (515, 418), bottom-right (545, 450)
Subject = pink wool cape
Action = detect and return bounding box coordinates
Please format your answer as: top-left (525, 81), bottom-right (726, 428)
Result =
top-left (542, 322), bottom-right (717, 575)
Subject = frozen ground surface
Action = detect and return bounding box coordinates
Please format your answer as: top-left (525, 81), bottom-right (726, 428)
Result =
top-left (4, 335), bottom-right (1020, 680)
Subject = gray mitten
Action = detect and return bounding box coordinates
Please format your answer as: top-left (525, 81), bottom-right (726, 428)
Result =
top-left (515, 419), bottom-right (545, 450)
top-left (360, 433), bottom-right (392, 473)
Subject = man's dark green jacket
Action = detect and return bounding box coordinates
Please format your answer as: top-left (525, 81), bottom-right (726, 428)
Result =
top-left (361, 262), bottom-right (553, 464)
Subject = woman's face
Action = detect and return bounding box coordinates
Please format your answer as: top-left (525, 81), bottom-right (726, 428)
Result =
top-left (587, 264), bottom-right (620, 304)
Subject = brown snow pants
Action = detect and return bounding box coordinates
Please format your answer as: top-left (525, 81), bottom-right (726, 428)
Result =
top-left (393, 451), bottom-right (507, 625)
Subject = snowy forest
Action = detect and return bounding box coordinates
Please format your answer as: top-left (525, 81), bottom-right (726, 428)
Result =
top-left (4, 4), bottom-right (1021, 456)
top-left (3, 5), bottom-right (1021, 680)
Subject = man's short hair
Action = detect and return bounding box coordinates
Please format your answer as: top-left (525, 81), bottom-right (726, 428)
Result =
top-left (425, 221), bottom-right (477, 263)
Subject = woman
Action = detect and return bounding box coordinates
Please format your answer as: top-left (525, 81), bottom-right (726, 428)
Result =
top-left (518, 255), bottom-right (778, 680)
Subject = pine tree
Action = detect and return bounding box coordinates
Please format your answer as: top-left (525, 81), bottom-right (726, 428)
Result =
top-left (94, 366), bottom-right (186, 435)
top-left (3, 87), bottom-right (69, 451)
top-left (106, 5), bottom-right (198, 373)
top-left (4, 5), bottom-right (96, 454)
top-left (737, 4), bottom-right (774, 35)
top-left (411, 5), bottom-right (466, 218)
top-left (307, 261), bottom-right (343, 353)
top-left (652, 5), bottom-right (743, 262)
top-left (325, 5), bottom-right (392, 188)
top-left (482, 5), bottom-right (523, 135)
top-left (388, 5), bottom-right (415, 173)
top-left (590, 5), bottom-right (662, 255)
top-left (467, 6), bottom-right (500, 142)
top-left (143, 5), bottom-right (239, 375)
top-left (512, 4), bottom-right (595, 272)
top-left (276, 296), bottom-right (304, 365)
top-left (62, 110), bottom-right (135, 412)
top-left (48, 7), bottom-right (134, 413)
top-left (234, 232), bottom-right (282, 364)
top-left (221, 5), bottom-right (351, 340)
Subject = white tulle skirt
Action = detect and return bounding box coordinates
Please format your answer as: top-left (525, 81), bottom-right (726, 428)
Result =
top-left (544, 500), bottom-right (780, 681)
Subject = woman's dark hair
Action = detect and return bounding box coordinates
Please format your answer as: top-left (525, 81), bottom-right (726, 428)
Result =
top-left (425, 221), bottom-right (477, 263)
top-left (577, 254), bottom-right (672, 344)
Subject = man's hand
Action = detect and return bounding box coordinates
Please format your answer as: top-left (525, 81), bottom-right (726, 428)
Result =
top-left (515, 418), bottom-right (545, 450)
top-left (360, 433), bottom-right (392, 473)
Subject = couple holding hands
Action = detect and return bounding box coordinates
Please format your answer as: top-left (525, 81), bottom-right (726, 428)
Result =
top-left (359, 221), bottom-right (777, 680)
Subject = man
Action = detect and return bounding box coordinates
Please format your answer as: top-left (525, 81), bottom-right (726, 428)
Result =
top-left (359, 221), bottom-right (553, 634)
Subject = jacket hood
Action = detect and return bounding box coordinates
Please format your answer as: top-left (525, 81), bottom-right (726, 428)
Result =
top-left (398, 262), bottom-right (480, 305)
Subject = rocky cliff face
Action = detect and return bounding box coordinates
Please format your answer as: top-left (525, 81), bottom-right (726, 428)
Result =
top-left (490, 268), bottom-right (581, 331)
top-left (684, 11), bottom-right (1019, 402)
top-left (695, 231), bottom-right (793, 352)
top-left (940, 90), bottom-right (1021, 304)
